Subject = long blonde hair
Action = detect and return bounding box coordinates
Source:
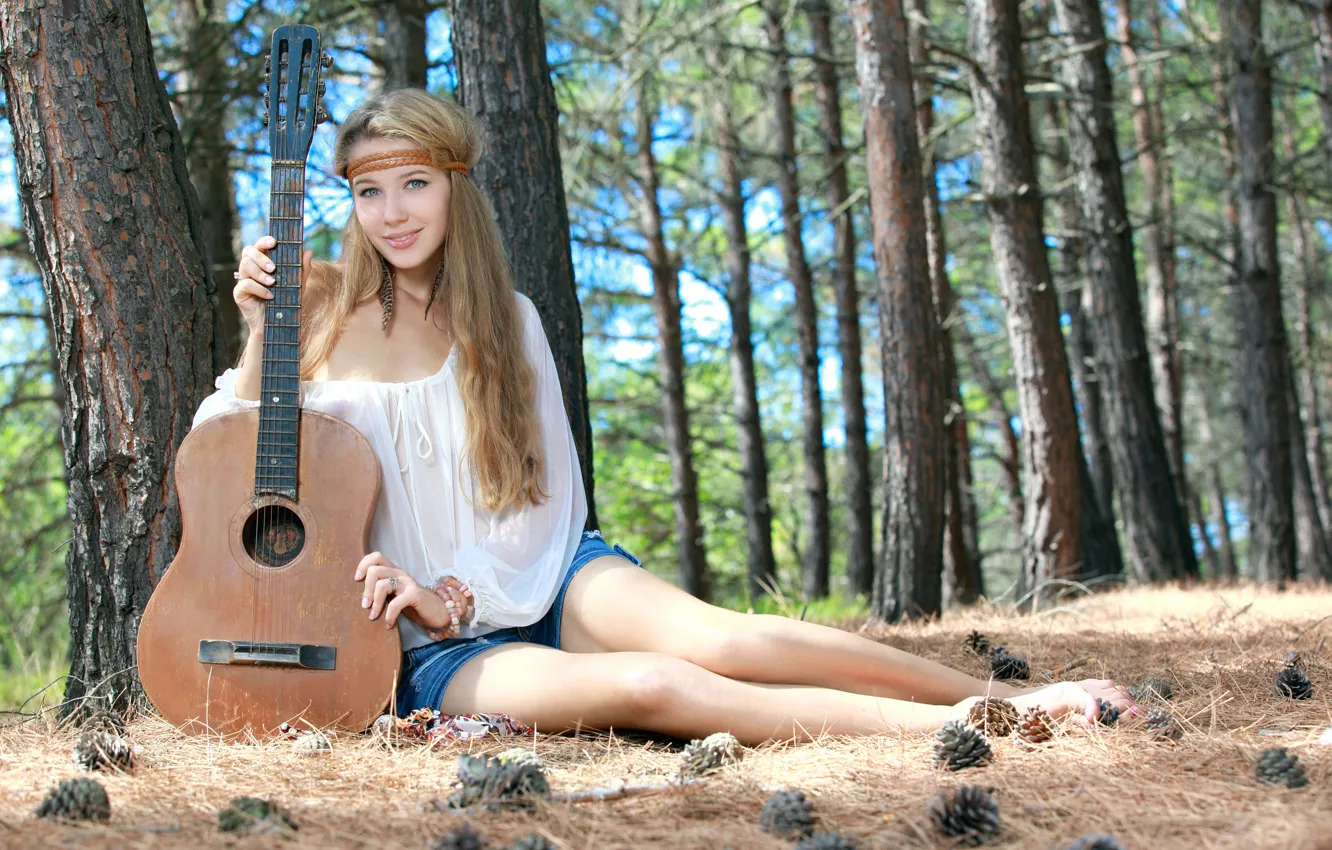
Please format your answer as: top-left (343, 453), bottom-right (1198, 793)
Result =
top-left (302, 89), bottom-right (545, 513)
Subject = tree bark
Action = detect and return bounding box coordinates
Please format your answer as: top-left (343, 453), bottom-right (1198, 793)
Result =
top-left (1194, 365), bottom-right (1238, 581)
top-left (1225, 0), bottom-right (1296, 585)
top-left (1116, 0), bottom-right (1185, 504)
top-left (966, 0), bottom-right (1082, 605)
top-left (847, 0), bottom-right (945, 621)
top-left (908, 0), bottom-right (982, 607)
top-left (0, 0), bottom-right (219, 712)
top-left (449, 0), bottom-right (599, 530)
top-left (173, 0), bottom-right (244, 368)
top-left (807, 0), bottom-right (876, 601)
top-left (1050, 0), bottom-right (1197, 582)
top-left (632, 81), bottom-right (709, 599)
top-left (380, 0), bottom-right (429, 91)
top-left (764, 3), bottom-right (830, 600)
top-left (710, 48), bottom-right (776, 602)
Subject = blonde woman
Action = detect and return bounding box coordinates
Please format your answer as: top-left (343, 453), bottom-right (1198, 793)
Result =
top-left (197, 88), bottom-right (1136, 744)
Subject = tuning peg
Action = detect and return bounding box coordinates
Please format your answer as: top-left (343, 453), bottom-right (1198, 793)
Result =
top-left (316, 105), bottom-right (329, 125)
top-left (317, 79), bottom-right (326, 99)
top-left (320, 51), bottom-right (333, 70)
top-left (262, 108), bottom-right (270, 127)
top-left (264, 54), bottom-right (272, 75)
top-left (263, 91), bottom-right (269, 109)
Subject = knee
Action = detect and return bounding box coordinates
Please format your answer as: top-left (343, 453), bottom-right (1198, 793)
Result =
top-left (612, 655), bottom-right (695, 720)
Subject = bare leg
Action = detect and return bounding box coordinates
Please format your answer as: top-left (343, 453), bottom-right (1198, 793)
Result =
top-left (561, 558), bottom-right (1020, 704)
top-left (441, 643), bottom-right (952, 744)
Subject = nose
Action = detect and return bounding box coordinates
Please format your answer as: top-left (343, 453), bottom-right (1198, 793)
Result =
top-left (382, 189), bottom-right (407, 226)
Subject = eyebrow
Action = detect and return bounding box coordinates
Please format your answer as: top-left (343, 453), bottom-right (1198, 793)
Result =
top-left (353, 168), bottom-right (431, 187)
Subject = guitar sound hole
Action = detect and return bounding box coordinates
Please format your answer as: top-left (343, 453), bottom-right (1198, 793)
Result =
top-left (242, 505), bottom-right (306, 568)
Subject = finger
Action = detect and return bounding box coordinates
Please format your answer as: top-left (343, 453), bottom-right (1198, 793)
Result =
top-left (384, 592), bottom-right (414, 629)
top-left (355, 552), bottom-right (387, 582)
top-left (235, 281), bottom-right (274, 302)
top-left (369, 577), bottom-right (396, 619)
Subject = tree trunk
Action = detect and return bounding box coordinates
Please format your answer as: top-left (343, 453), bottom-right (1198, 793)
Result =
top-left (449, 0), bottom-right (599, 530)
top-left (173, 0), bottom-right (244, 368)
top-left (1116, 0), bottom-right (1185, 504)
top-left (710, 49), bottom-right (777, 602)
top-left (1281, 106), bottom-right (1332, 536)
top-left (0, 0), bottom-right (219, 713)
top-left (380, 0), bottom-right (429, 90)
top-left (1194, 369), bottom-right (1238, 581)
top-left (764, 3), bottom-right (830, 600)
top-left (808, 0), bottom-right (876, 601)
top-left (1312, 2), bottom-right (1332, 173)
top-left (958, 322), bottom-right (1023, 538)
top-left (907, 0), bottom-right (982, 606)
top-left (847, 0), bottom-right (945, 621)
top-left (633, 81), bottom-right (709, 599)
top-left (1051, 0), bottom-right (1197, 582)
top-left (1225, 0), bottom-right (1296, 585)
top-left (966, 0), bottom-right (1083, 605)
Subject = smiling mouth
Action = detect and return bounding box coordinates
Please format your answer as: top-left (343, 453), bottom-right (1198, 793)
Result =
top-left (384, 230), bottom-right (421, 248)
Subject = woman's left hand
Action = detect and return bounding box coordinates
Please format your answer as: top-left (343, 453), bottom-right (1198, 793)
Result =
top-left (355, 551), bottom-right (453, 634)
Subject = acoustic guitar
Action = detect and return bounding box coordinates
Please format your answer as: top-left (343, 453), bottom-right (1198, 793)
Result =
top-left (137, 25), bottom-right (400, 736)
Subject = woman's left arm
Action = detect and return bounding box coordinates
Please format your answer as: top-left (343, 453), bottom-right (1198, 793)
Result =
top-left (443, 296), bottom-right (589, 630)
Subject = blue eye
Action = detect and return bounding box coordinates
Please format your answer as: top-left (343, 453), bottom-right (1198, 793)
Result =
top-left (357, 186), bottom-right (380, 197)
top-left (407, 178), bottom-right (427, 189)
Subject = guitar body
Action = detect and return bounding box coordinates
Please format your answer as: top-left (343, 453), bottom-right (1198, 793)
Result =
top-left (137, 407), bottom-right (401, 736)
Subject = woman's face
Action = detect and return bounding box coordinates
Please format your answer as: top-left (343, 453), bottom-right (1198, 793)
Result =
top-left (348, 137), bottom-right (452, 274)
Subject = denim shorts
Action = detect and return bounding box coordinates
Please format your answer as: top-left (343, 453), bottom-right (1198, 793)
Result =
top-left (394, 529), bottom-right (642, 716)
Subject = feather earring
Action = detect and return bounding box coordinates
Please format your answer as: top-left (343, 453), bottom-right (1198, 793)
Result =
top-left (378, 258), bottom-right (394, 332)
top-left (425, 260), bottom-right (444, 321)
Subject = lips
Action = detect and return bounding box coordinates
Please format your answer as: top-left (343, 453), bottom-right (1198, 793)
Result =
top-left (384, 230), bottom-right (420, 250)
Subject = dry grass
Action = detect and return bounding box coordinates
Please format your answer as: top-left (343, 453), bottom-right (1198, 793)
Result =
top-left (1, 584), bottom-right (1330, 849)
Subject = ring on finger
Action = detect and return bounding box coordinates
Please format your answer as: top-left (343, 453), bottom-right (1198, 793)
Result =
top-left (387, 576), bottom-right (398, 588)
top-left (233, 271), bottom-right (241, 279)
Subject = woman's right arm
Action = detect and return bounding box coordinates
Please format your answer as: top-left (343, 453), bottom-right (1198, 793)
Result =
top-left (192, 236), bottom-right (312, 428)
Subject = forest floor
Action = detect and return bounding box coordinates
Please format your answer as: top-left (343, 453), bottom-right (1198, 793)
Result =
top-left (0, 584), bottom-right (1329, 849)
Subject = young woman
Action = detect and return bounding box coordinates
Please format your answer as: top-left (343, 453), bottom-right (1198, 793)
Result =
top-left (196, 88), bottom-right (1136, 745)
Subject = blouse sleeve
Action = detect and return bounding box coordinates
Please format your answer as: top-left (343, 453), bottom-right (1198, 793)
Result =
top-left (445, 295), bottom-right (589, 630)
top-left (192, 368), bottom-right (261, 430)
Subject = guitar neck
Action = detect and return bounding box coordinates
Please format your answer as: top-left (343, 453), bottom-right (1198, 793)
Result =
top-left (255, 160), bottom-right (308, 499)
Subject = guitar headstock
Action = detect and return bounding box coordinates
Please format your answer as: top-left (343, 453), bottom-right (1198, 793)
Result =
top-left (261, 25), bottom-right (332, 159)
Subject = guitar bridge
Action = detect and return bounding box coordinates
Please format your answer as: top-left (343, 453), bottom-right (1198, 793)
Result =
top-left (198, 640), bottom-right (335, 670)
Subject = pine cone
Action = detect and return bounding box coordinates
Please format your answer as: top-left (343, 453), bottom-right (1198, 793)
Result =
top-left (71, 729), bottom-right (134, 773)
top-left (430, 823), bottom-right (488, 850)
top-left (1128, 676), bottom-right (1174, 702)
top-left (933, 720), bottom-right (994, 771)
top-left (448, 753), bottom-right (550, 810)
top-left (496, 748), bottom-right (544, 771)
top-left (795, 829), bottom-right (858, 850)
top-left (508, 833), bottom-right (555, 850)
top-left (1062, 835), bottom-right (1126, 850)
top-left (1016, 707), bottom-right (1056, 744)
top-left (964, 630), bottom-right (991, 657)
top-left (967, 698), bottom-right (1019, 737)
top-left (1143, 709), bottom-right (1183, 742)
top-left (217, 797), bottom-right (297, 836)
top-left (989, 647), bottom-right (1030, 681)
top-left (33, 777), bottom-right (111, 823)
top-left (759, 789), bottom-right (816, 838)
top-left (1275, 662), bottom-right (1313, 700)
top-left (1255, 747), bottom-right (1309, 789)
top-left (1094, 697), bottom-right (1120, 727)
top-left (680, 731), bottom-right (743, 779)
top-left (927, 785), bottom-right (1000, 846)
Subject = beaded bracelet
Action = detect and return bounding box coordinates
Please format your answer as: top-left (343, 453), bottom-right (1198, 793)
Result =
top-left (423, 578), bottom-right (473, 642)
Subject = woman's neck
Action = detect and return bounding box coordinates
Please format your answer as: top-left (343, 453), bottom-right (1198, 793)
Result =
top-left (389, 245), bottom-right (445, 302)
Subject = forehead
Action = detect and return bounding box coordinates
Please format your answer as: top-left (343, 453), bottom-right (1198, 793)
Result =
top-left (347, 137), bottom-right (435, 183)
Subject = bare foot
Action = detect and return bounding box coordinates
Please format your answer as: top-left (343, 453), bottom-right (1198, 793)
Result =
top-left (961, 679), bottom-right (1139, 728)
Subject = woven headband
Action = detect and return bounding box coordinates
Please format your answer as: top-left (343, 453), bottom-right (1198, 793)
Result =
top-left (344, 149), bottom-right (468, 180)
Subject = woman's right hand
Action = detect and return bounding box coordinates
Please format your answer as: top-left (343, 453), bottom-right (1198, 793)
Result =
top-left (233, 235), bottom-right (312, 333)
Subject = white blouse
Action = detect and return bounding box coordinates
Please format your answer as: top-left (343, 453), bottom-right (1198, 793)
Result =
top-left (191, 292), bottom-right (589, 651)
